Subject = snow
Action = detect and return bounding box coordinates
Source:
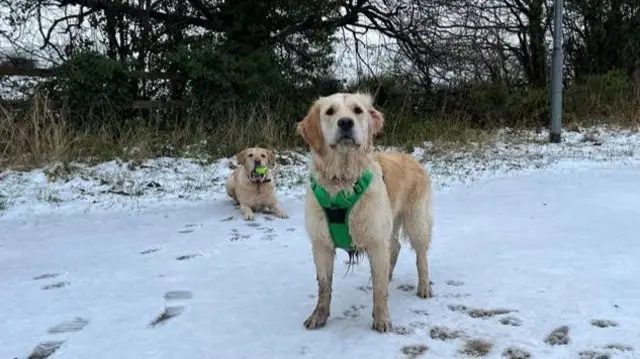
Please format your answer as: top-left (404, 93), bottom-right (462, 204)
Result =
top-left (1, 126), bottom-right (640, 358)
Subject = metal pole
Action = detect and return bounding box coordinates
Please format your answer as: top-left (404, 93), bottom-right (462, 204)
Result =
top-left (549, 0), bottom-right (565, 143)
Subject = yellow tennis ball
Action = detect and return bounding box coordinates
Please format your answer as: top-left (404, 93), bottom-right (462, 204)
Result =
top-left (255, 166), bottom-right (268, 175)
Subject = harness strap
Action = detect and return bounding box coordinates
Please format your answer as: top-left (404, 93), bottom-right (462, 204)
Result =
top-left (310, 170), bottom-right (374, 250)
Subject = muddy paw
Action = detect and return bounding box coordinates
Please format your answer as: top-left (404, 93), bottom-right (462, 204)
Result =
top-left (244, 213), bottom-right (255, 221)
top-left (544, 325), bottom-right (570, 346)
top-left (304, 308), bottom-right (330, 330)
top-left (372, 317), bottom-right (392, 333)
top-left (417, 283), bottom-right (433, 298)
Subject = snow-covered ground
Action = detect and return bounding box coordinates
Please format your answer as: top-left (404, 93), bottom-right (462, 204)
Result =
top-left (1, 126), bottom-right (640, 359)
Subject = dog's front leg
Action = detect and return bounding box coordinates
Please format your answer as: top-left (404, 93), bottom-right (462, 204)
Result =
top-left (368, 241), bottom-right (392, 333)
top-left (270, 201), bottom-right (289, 219)
top-left (239, 204), bottom-right (255, 221)
top-left (304, 241), bottom-right (335, 329)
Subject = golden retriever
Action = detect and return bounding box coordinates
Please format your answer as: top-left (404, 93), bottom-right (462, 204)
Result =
top-left (225, 147), bottom-right (289, 221)
top-left (296, 92), bottom-right (434, 333)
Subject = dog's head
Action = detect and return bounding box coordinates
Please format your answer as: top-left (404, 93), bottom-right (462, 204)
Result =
top-left (296, 92), bottom-right (384, 155)
top-left (236, 147), bottom-right (276, 182)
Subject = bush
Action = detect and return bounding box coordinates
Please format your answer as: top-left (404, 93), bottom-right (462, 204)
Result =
top-left (56, 50), bottom-right (133, 129)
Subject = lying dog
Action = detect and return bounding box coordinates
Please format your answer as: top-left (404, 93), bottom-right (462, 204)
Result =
top-left (296, 92), bottom-right (434, 332)
top-left (225, 147), bottom-right (288, 221)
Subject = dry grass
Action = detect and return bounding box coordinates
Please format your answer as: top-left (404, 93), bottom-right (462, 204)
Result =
top-left (2, 87), bottom-right (640, 171)
top-left (0, 95), bottom-right (298, 170)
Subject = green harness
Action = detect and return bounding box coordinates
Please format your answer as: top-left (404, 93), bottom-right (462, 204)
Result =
top-left (310, 169), bottom-right (373, 251)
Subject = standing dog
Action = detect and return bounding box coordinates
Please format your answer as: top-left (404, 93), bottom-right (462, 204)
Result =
top-left (225, 147), bottom-right (288, 221)
top-left (296, 92), bottom-right (434, 332)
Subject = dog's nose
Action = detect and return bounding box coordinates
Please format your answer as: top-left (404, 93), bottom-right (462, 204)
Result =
top-left (254, 159), bottom-right (261, 166)
top-left (337, 117), bottom-right (354, 131)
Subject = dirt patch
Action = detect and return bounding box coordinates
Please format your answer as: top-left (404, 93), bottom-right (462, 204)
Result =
top-left (446, 280), bottom-right (464, 286)
top-left (578, 350), bottom-right (610, 359)
top-left (502, 347), bottom-right (531, 359)
top-left (604, 343), bottom-right (633, 352)
top-left (544, 325), bottom-right (570, 346)
top-left (590, 319), bottom-right (618, 328)
top-left (400, 344), bottom-right (429, 359)
top-left (468, 308), bottom-right (513, 318)
top-left (459, 339), bottom-right (493, 357)
top-left (499, 316), bottom-right (523, 326)
top-left (429, 326), bottom-right (464, 341)
top-left (27, 341), bottom-right (65, 359)
top-left (447, 304), bottom-right (513, 319)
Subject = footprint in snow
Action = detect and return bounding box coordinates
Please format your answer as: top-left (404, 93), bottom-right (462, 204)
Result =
top-left (175, 254), bottom-right (201, 261)
top-left (25, 340), bottom-right (65, 359)
top-left (42, 281), bottom-right (70, 290)
top-left (149, 290), bottom-right (194, 328)
top-left (33, 273), bottom-right (60, 280)
top-left (140, 248), bottom-right (160, 255)
top-left (48, 317), bottom-right (90, 334)
top-left (590, 319), bottom-right (618, 328)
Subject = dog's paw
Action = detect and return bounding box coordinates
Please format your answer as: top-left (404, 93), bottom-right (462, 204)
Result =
top-left (243, 213), bottom-right (255, 221)
top-left (372, 316), bottom-right (393, 333)
top-left (417, 283), bottom-right (433, 299)
top-left (304, 309), bottom-right (330, 330)
top-left (275, 211), bottom-right (289, 219)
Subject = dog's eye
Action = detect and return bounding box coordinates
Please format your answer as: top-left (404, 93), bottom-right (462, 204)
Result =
top-left (354, 106), bottom-right (363, 114)
top-left (325, 107), bottom-right (335, 116)
top-left (248, 153), bottom-right (253, 158)
top-left (260, 154), bottom-right (266, 158)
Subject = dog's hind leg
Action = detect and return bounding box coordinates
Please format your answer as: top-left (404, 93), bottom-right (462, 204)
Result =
top-left (403, 199), bottom-right (434, 299)
top-left (304, 241), bottom-right (335, 330)
top-left (388, 222), bottom-right (402, 281)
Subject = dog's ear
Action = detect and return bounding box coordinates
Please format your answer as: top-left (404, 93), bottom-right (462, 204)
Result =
top-left (296, 103), bottom-right (325, 154)
top-left (236, 149), bottom-right (248, 164)
top-left (369, 107), bottom-right (384, 136)
top-left (267, 149), bottom-right (276, 166)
